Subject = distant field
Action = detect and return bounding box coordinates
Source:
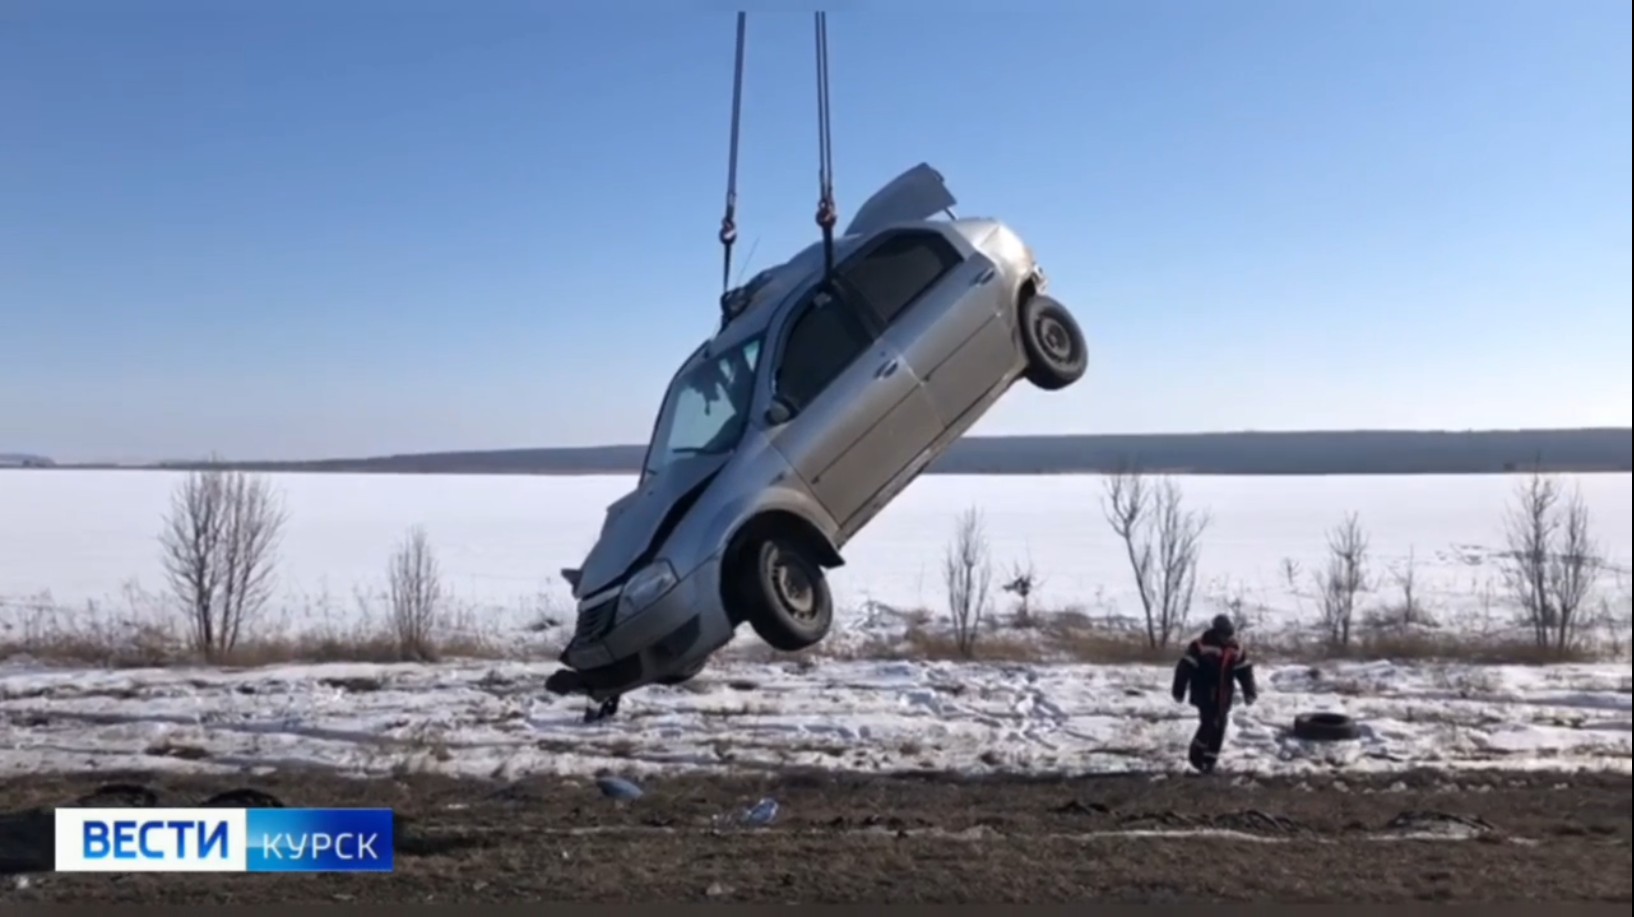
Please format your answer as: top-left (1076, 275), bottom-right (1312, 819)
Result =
top-left (1, 469), bottom-right (1628, 640)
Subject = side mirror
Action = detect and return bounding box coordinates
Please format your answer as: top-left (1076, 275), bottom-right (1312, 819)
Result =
top-left (765, 396), bottom-right (795, 426)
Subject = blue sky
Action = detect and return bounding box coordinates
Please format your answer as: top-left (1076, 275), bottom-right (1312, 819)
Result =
top-left (3, 0), bottom-right (1630, 463)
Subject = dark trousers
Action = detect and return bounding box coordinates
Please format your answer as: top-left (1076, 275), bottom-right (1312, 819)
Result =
top-left (1188, 705), bottom-right (1228, 772)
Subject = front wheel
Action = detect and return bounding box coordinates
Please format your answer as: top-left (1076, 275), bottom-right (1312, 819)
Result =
top-left (1019, 294), bottom-right (1087, 391)
top-left (743, 536), bottom-right (833, 652)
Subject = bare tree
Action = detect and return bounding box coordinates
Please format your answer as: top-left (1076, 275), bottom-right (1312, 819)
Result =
top-left (1385, 545), bottom-right (1430, 628)
top-left (943, 507), bottom-right (993, 658)
top-left (1001, 558), bottom-right (1041, 627)
top-left (1104, 469), bottom-right (1154, 626)
top-left (1280, 558), bottom-right (1301, 590)
top-left (1314, 512), bottom-right (1369, 649)
top-left (1502, 470), bottom-right (1602, 653)
top-left (388, 525), bottom-right (445, 661)
top-left (158, 464), bottom-right (286, 660)
top-left (1503, 470), bottom-right (1559, 650)
top-left (1103, 470), bottom-right (1209, 649)
top-left (1548, 491), bottom-right (1599, 651)
top-left (1279, 557), bottom-right (1305, 614)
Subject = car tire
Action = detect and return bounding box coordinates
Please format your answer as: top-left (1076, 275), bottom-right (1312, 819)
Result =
top-left (744, 536), bottom-right (833, 652)
top-left (1291, 712), bottom-right (1361, 742)
top-left (1019, 294), bottom-right (1087, 391)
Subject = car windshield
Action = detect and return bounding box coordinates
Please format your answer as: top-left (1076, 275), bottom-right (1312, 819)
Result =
top-left (643, 337), bottom-right (763, 479)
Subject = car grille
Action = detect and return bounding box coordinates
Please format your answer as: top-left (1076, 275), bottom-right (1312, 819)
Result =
top-left (573, 597), bottom-right (618, 644)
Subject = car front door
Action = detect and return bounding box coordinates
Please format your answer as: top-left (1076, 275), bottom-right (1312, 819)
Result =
top-left (765, 283), bottom-right (941, 529)
top-left (837, 226), bottom-right (1014, 429)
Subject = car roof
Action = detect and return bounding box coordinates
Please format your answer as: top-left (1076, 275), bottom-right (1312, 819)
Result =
top-left (697, 215), bottom-right (1003, 358)
top-left (702, 232), bottom-right (864, 354)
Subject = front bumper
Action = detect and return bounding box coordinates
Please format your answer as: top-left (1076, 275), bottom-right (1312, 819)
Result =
top-left (559, 556), bottom-right (732, 698)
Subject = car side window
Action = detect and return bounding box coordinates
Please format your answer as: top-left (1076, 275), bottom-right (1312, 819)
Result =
top-left (839, 230), bottom-right (962, 326)
top-left (773, 287), bottom-right (874, 412)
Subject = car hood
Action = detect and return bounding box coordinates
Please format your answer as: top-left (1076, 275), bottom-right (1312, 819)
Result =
top-left (572, 453), bottom-right (727, 599)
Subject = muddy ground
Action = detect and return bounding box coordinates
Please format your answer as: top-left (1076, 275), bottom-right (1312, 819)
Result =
top-left (0, 768), bottom-right (1627, 904)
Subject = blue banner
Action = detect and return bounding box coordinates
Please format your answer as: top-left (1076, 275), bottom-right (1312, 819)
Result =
top-left (245, 808), bottom-right (395, 873)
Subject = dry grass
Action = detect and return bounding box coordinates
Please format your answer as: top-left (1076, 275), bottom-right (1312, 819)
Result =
top-left (0, 625), bottom-right (522, 670)
top-left (1319, 629), bottom-right (1597, 665)
top-left (0, 591), bottom-right (542, 670)
top-left (0, 594), bottom-right (1613, 672)
top-left (803, 613), bottom-right (1609, 667)
top-left (877, 623), bottom-right (1176, 664)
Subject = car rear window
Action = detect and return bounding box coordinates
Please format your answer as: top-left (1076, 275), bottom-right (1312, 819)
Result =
top-left (841, 232), bottom-right (962, 325)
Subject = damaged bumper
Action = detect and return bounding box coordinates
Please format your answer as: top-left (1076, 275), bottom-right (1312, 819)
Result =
top-left (556, 556), bottom-right (733, 699)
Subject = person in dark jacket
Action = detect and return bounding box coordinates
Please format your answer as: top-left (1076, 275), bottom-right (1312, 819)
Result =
top-left (1172, 614), bottom-right (1258, 773)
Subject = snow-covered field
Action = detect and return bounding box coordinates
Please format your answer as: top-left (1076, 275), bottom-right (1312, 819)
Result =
top-left (1, 470), bottom-right (1630, 778)
top-left (3, 470), bottom-right (1630, 636)
top-left (0, 656), bottom-right (1627, 778)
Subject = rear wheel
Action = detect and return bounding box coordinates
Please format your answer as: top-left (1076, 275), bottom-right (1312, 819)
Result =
top-left (742, 536), bottom-right (833, 651)
top-left (1019, 294), bottom-right (1087, 391)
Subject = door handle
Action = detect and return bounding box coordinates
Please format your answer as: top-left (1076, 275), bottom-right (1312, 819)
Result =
top-left (972, 267), bottom-right (996, 286)
top-left (875, 359), bottom-right (899, 379)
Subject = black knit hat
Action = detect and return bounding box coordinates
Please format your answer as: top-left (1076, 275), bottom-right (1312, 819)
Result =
top-left (1210, 614), bottom-right (1236, 637)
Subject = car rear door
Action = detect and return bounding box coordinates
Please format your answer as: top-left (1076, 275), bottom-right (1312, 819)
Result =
top-left (837, 226), bottom-right (1014, 430)
top-left (765, 284), bottom-right (941, 529)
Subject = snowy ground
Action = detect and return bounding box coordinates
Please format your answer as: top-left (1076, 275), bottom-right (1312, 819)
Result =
top-left (1, 657), bottom-right (1627, 779)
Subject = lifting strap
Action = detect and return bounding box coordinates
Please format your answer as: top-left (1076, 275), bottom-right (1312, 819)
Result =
top-left (813, 11), bottom-right (837, 280)
top-left (717, 12), bottom-right (840, 308)
top-left (718, 12), bottom-right (748, 303)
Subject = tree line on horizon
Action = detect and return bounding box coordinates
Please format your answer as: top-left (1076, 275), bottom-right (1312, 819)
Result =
top-left (23, 427), bottom-right (1630, 476)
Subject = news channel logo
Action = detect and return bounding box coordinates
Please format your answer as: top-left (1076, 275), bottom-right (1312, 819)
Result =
top-left (53, 807), bottom-right (395, 873)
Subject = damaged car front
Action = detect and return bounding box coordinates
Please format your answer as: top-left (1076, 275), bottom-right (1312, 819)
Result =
top-left (551, 328), bottom-right (770, 700)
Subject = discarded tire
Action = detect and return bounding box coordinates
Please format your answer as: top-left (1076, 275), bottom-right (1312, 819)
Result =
top-left (1292, 712), bottom-right (1360, 742)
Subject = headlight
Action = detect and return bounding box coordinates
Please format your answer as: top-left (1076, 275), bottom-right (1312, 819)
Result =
top-left (620, 560), bottom-right (678, 615)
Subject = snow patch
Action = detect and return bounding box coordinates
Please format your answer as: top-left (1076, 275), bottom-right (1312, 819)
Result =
top-left (1, 658), bottom-right (1626, 779)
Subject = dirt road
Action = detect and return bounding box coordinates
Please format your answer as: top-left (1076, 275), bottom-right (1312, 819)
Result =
top-left (1, 768), bottom-right (1628, 904)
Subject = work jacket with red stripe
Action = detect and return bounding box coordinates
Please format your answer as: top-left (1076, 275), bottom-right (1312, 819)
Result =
top-left (1172, 630), bottom-right (1258, 714)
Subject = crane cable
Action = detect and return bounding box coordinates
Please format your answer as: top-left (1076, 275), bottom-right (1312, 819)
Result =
top-left (813, 11), bottom-right (837, 279)
top-left (718, 12), bottom-right (748, 302)
top-left (718, 13), bottom-right (839, 303)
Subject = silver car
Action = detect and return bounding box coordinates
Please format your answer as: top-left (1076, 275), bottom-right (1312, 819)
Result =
top-left (548, 163), bottom-right (1087, 707)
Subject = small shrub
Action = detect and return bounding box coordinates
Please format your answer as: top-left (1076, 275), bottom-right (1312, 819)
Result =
top-left (387, 525), bottom-right (444, 662)
top-left (157, 464), bottom-right (287, 661)
top-left (943, 507), bottom-right (993, 658)
top-left (1314, 512), bottom-right (1370, 649)
top-left (1501, 469), bottom-right (1603, 655)
top-left (1103, 468), bottom-right (1209, 649)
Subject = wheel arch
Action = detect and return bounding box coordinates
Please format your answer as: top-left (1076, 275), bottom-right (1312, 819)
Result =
top-left (1017, 274), bottom-right (1039, 309)
top-left (718, 509), bottom-right (843, 623)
